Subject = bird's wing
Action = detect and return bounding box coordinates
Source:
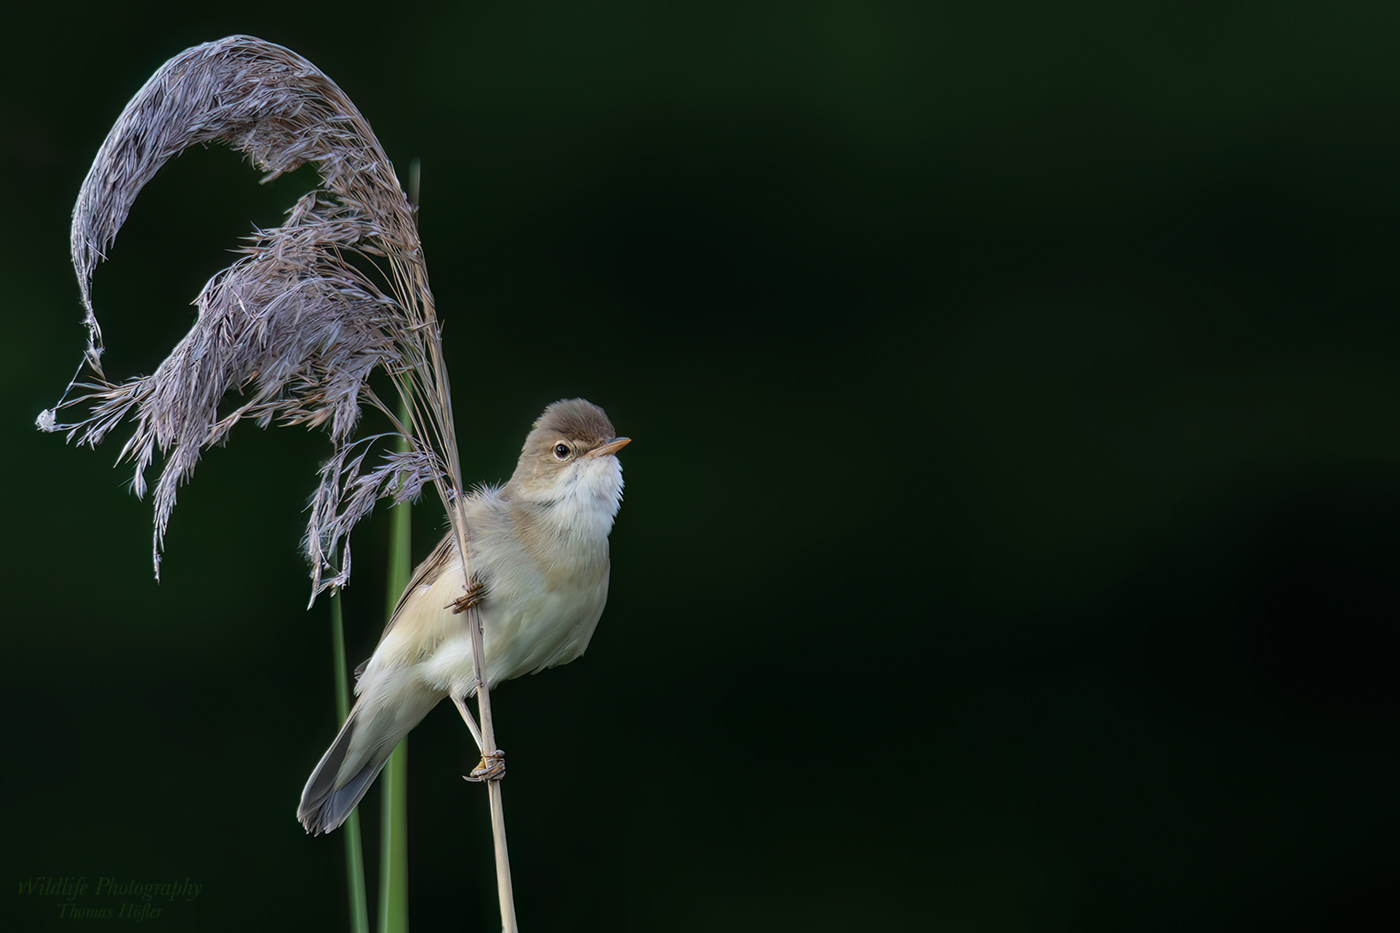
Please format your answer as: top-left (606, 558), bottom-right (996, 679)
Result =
top-left (383, 529), bottom-right (458, 637)
top-left (353, 530), bottom-right (461, 679)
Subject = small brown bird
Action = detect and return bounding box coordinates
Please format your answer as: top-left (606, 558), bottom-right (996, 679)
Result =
top-left (298, 398), bottom-right (629, 834)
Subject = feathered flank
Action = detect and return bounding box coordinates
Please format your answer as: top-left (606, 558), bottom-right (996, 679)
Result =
top-left (37, 36), bottom-right (469, 600)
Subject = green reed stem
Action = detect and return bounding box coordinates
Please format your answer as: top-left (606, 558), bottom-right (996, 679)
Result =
top-left (331, 592), bottom-right (371, 933)
top-left (379, 410), bottom-right (413, 933)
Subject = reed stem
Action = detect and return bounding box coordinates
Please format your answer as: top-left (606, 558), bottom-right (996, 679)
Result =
top-left (379, 420), bottom-right (414, 932)
top-left (331, 592), bottom-right (370, 933)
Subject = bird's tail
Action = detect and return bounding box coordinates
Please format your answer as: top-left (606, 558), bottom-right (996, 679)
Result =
top-left (298, 683), bottom-right (439, 835)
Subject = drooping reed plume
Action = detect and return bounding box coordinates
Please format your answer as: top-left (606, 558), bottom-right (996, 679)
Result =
top-left (38, 35), bottom-right (468, 601)
top-left (37, 35), bottom-right (517, 929)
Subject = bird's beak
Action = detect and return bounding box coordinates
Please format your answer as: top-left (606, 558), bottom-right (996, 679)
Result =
top-left (589, 437), bottom-right (631, 458)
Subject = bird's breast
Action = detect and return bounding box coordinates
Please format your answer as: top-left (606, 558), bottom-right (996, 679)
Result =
top-left (366, 486), bottom-right (617, 700)
top-left (414, 511), bottom-right (612, 695)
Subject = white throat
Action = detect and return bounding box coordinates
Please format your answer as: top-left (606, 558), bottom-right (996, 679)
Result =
top-left (526, 455), bottom-right (625, 545)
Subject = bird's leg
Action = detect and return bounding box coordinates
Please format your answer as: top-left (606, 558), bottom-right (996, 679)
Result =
top-left (452, 694), bottom-right (506, 781)
top-left (448, 576), bottom-right (486, 614)
top-left (452, 694), bottom-right (484, 750)
top-left (447, 577), bottom-right (503, 779)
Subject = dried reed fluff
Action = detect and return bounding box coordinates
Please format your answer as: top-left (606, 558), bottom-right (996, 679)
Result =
top-left (37, 35), bottom-right (466, 602)
top-left (38, 35), bottom-right (520, 930)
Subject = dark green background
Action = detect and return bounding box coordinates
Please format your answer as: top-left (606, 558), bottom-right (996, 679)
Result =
top-left (4, 2), bottom-right (1396, 930)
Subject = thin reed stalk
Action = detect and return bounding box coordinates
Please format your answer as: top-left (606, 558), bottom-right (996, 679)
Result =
top-left (331, 593), bottom-right (371, 933)
top-left (379, 409), bottom-right (413, 933)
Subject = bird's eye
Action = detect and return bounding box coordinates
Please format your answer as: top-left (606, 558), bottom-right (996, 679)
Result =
top-left (553, 443), bottom-right (572, 461)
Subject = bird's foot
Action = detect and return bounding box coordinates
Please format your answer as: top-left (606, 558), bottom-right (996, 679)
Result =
top-left (448, 578), bottom-right (486, 614)
top-left (464, 749), bottom-right (506, 782)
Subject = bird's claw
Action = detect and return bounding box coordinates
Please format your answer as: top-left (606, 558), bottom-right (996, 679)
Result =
top-left (464, 749), bottom-right (506, 782)
top-left (449, 578), bottom-right (486, 614)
